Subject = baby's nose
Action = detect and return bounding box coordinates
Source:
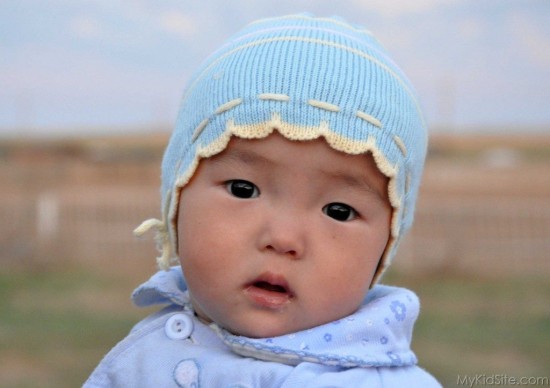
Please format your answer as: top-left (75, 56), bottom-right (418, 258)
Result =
top-left (260, 211), bottom-right (306, 259)
top-left (265, 242), bottom-right (299, 258)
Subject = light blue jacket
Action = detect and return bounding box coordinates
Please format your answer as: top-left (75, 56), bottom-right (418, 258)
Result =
top-left (85, 267), bottom-right (440, 387)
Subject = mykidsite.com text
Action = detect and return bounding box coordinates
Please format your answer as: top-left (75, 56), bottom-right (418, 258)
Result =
top-left (457, 374), bottom-right (549, 387)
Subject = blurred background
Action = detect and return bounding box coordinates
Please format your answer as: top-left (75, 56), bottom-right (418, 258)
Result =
top-left (1, 1), bottom-right (549, 386)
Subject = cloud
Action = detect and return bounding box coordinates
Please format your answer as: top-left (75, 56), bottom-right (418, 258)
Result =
top-left (508, 11), bottom-right (550, 69)
top-left (349, 0), bottom-right (458, 17)
top-left (457, 17), bottom-right (484, 41)
top-left (70, 16), bottom-right (105, 39)
top-left (159, 10), bottom-right (198, 40)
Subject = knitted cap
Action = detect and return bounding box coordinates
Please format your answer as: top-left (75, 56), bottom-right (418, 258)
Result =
top-left (136, 14), bottom-right (427, 284)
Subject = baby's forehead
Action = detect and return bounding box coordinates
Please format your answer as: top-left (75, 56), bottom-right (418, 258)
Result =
top-left (211, 133), bottom-right (376, 166)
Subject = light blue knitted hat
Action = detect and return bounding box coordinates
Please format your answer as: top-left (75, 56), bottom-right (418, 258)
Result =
top-left (135, 14), bottom-right (427, 283)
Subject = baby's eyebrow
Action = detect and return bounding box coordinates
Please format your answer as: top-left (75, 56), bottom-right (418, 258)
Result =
top-left (212, 147), bottom-right (274, 168)
top-left (322, 169), bottom-right (387, 202)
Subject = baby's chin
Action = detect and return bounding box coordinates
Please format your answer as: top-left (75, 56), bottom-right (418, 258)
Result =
top-left (191, 301), bottom-right (302, 338)
top-left (192, 296), bottom-right (364, 338)
top-left (212, 314), bottom-right (307, 338)
top-left (209, 305), bottom-right (368, 338)
top-left (219, 314), bottom-right (340, 339)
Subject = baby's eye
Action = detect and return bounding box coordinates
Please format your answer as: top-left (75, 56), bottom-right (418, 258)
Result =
top-left (225, 180), bottom-right (260, 199)
top-left (322, 202), bottom-right (358, 222)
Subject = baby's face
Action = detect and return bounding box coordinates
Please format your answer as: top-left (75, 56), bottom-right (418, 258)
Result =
top-left (177, 132), bottom-right (391, 338)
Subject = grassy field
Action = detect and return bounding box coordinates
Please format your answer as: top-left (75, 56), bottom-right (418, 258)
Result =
top-left (1, 264), bottom-right (548, 387)
top-left (0, 266), bottom-right (154, 387)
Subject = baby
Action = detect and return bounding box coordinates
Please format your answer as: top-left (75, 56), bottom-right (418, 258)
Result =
top-left (86, 14), bottom-right (440, 387)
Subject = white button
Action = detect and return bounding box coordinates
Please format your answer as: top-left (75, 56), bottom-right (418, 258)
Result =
top-left (165, 313), bottom-right (193, 340)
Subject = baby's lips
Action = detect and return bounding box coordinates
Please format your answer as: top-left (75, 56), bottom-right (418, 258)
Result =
top-left (247, 272), bottom-right (294, 297)
top-left (244, 284), bottom-right (293, 309)
top-left (243, 272), bottom-right (295, 309)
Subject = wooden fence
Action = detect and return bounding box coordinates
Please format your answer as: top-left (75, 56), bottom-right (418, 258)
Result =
top-left (2, 189), bottom-right (549, 276)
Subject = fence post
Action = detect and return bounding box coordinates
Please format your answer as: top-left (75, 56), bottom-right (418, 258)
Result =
top-left (36, 192), bottom-right (59, 243)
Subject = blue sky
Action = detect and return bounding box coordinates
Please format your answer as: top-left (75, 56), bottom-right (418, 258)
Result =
top-left (1, 0), bottom-right (550, 137)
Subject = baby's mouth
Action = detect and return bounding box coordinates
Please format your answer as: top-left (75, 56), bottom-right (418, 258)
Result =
top-left (244, 273), bottom-right (294, 309)
top-left (253, 281), bottom-right (288, 294)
